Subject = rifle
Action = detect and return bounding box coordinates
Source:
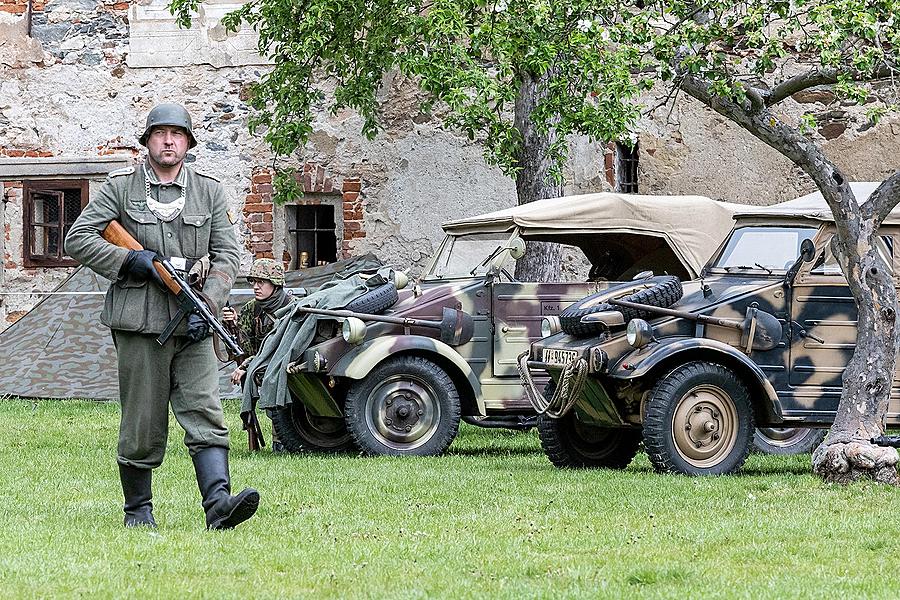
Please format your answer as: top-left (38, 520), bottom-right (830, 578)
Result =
top-left (102, 221), bottom-right (266, 451)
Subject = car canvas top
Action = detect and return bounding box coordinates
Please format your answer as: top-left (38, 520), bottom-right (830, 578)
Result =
top-left (442, 192), bottom-right (742, 279)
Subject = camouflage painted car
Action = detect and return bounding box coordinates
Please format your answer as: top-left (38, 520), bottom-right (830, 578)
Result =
top-left (271, 192), bottom-right (737, 456)
top-left (522, 183), bottom-right (891, 475)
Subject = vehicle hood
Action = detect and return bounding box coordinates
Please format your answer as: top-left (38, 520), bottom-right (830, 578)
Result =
top-left (385, 278), bottom-right (484, 318)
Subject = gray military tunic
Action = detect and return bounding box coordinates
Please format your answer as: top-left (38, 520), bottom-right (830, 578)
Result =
top-left (65, 160), bottom-right (240, 468)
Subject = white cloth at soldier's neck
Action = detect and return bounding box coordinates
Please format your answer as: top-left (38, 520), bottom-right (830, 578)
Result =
top-left (144, 163), bottom-right (186, 222)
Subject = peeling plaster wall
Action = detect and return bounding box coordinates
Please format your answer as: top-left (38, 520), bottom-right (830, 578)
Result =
top-left (639, 94), bottom-right (900, 205)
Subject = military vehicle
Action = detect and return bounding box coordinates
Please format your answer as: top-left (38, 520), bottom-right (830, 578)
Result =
top-left (521, 183), bottom-right (889, 475)
top-left (270, 192), bottom-right (737, 456)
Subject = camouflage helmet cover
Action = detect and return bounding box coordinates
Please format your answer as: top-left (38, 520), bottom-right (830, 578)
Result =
top-left (248, 258), bottom-right (285, 286)
top-left (138, 103), bottom-right (198, 149)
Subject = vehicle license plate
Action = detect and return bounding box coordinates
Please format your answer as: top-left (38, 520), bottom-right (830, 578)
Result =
top-left (542, 348), bottom-right (579, 365)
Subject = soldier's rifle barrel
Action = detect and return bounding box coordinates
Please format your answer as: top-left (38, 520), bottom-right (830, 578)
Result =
top-left (608, 299), bottom-right (744, 330)
top-left (292, 306), bottom-right (443, 330)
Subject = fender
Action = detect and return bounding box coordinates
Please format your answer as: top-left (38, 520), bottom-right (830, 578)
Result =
top-left (610, 337), bottom-right (783, 420)
top-left (330, 334), bottom-right (485, 414)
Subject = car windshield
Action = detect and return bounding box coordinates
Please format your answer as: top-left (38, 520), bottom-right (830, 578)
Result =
top-left (426, 233), bottom-right (514, 279)
top-left (712, 226), bottom-right (817, 272)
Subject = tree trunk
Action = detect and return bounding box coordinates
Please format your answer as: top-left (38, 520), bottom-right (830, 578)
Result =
top-left (513, 71), bottom-right (564, 283)
top-left (811, 211), bottom-right (900, 484)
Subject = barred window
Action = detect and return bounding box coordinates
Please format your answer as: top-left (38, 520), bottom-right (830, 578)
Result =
top-left (616, 142), bottom-right (639, 194)
top-left (286, 204), bottom-right (337, 269)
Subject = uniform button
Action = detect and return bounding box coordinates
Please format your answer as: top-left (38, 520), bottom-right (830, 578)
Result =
top-left (167, 232), bottom-right (173, 238)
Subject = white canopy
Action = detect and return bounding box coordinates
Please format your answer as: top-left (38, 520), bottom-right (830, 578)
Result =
top-left (442, 192), bottom-right (741, 278)
top-left (733, 182), bottom-right (900, 223)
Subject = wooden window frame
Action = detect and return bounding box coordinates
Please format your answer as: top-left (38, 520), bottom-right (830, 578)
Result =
top-left (22, 179), bottom-right (89, 268)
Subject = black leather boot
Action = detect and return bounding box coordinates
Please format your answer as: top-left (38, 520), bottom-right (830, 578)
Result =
top-left (119, 464), bottom-right (157, 528)
top-left (192, 447), bottom-right (259, 530)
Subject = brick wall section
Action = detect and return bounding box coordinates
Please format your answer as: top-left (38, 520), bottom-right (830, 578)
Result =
top-left (0, 148), bottom-right (54, 158)
top-left (604, 142), bottom-right (616, 188)
top-left (243, 163), bottom-right (365, 263)
top-left (341, 178), bottom-right (364, 259)
top-left (245, 170), bottom-right (275, 259)
top-left (0, 0), bottom-right (43, 14)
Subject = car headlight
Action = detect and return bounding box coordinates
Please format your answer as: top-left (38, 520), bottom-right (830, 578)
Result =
top-left (626, 318), bottom-right (654, 349)
top-left (541, 316), bottom-right (561, 337)
top-left (341, 317), bottom-right (367, 345)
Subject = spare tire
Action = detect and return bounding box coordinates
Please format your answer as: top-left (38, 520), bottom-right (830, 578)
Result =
top-left (559, 276), bottom-right (683, 337)
top-left (344, 282), bottom-right (399, 314)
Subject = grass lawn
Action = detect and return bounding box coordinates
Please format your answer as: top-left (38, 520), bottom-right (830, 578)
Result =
top-left (1, 399), bottom-right (899, 599)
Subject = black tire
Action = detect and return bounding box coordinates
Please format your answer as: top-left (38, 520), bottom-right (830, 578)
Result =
top-left (559, 276), bottom-right (683, 337)
top-left (344, 282), bottom-right (398, 314)
top-left (643, 361), bottom-right (754, 475)
top-left (344, 355), bottom-right (460, 456)
top-left (753, 427), bottom-right (827, 455)
top-left (538, 382), bottom-right (641, 468)
top-left (271, 401), bottom-right (355, 453)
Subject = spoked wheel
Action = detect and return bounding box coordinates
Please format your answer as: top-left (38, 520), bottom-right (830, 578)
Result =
top-left (344, 356), bottom-right (460, 456)
top-left (537, 380), bottom-right (641, 469)
top-left (753, 427), bottom-right (827, 455)
top-left (271, 401), bottom-right (355, 453)
top-left (644, 361), bottom-right (753, 475)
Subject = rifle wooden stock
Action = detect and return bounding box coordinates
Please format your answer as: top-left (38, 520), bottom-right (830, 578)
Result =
top-left (101, 220), bottom-right (180, 295)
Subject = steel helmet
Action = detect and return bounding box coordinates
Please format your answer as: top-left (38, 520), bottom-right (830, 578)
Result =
top-left (248, 258), bottom-right (285, 286)
top-left (138, 103), bottom-right (197, 148)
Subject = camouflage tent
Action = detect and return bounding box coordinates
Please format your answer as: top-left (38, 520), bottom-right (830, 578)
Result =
top-left (0, 254), bottom-right (382, 400)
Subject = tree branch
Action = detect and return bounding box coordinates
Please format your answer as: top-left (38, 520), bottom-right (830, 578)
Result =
top-left (765, 65), bottom-right (895, 107)
top-left (763, 68), bottom-right (841, 106)
top-left (862, 173), bottom-right (900, 226)
top-left (742, 83), bottom-right (765, 113)
top-left (679, 74), bottom-right (858, 232)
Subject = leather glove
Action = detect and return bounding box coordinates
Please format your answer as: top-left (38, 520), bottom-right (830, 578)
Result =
top-left (119, 249), bottom-right (163, 286)
top-left (185, 311), bottom-right (210, 343)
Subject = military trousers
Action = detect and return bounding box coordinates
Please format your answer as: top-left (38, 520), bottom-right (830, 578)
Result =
top-left (112, 330), bottom-right (229, 469)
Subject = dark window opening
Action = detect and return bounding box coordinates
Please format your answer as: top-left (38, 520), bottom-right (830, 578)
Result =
top-left (286, 204), bottom-right (337, 269)
top-left (23, 179), bottom-right (89, 267)
top-left (616, 142), bottom-right (639, 194)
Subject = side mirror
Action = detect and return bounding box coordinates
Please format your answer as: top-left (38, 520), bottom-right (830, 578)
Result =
top-left (784, 238), bottom-right (818, 286)
top-left (507, 237), bottom-right (526, 260)
top-left (393, 270), bottom-right (409, 289)
top-left (800, 238), bottom-right (816, 262)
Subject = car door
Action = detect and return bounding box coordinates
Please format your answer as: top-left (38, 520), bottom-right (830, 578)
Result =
top-left (491, 281), bottom-right (605, 377)
top-left (788, 229), bottom-right (896, 416)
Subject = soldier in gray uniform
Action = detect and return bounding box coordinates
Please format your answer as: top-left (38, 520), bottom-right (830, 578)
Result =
top-left (65, 103), bottom-right (259, 530)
